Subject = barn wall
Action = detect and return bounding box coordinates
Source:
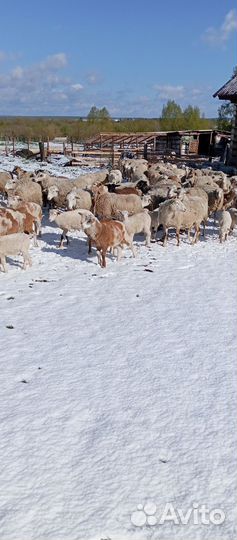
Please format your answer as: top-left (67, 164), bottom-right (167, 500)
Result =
top-left (229, 105), bottom-right (237, 166)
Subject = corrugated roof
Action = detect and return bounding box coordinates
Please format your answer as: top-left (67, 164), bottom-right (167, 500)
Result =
top-left (213, 74), bottom-right (237, 100)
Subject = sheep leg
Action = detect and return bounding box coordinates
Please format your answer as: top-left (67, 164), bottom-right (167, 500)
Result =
top-left (88, 238), bottom-right (92, 254)
top-left (59, 229), bottom-right (68, 248)
top-left (202, 219), bottom-right (206, 237)
top-left (163, 228), bottom-right (168, 247)
top-left (0, 256), bottom-right (7, 273)
top-left (145, 231), bottom-right (151, 247)
top-left (176, 228), bottom-right (180, 246)
top-left (116, 246), bottom-right (122, 262)
top-left (33, 233), bottom-right (38, 247)
top-left (101, 249), bottom-right (107, 268)
top-left (22, 252), bottom-right (32, 270)
top-left (130, 242), bottom-right (137, 257)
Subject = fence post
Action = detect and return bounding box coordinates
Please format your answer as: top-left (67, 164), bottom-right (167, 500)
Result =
top-left (112, 136), bottom-right (115, 167)
top-left (39, 141), bottom-right (45, 161)
top-left (5, 137), bottom-right (8, 156)
top-left (144, 142), bottom-right (148, 160)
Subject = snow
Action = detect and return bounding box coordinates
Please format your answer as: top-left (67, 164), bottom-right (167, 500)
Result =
top-left (0, 157), bottom-right (236, 540)
top-left (0, 151), bottom-right (103, 179)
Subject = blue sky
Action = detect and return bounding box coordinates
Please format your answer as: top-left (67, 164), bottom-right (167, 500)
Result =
top-left (0, 0), bottom-right (236, 117)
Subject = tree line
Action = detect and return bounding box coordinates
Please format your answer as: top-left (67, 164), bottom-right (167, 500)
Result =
top-left (0, 100), bottom-right (231, 144)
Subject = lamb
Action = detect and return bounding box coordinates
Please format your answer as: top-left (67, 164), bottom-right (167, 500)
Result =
top-left (48, 208), bottom-right (91, 248)
top-left (0, 206), bottom-right (36, 246)
top-left (66, 187), bottom-right (92, 211)
top-left (119, 210), bottom-right (151, 256)
top-left (8, 195), bottom-right (43, 242)
top-left (0, 232), bottom-right (32, 272)
top-left (0, 208), bottom-right (25, 236)
top-left (79, 211), bottom-right (130, 267)
top-left (93, 187), bottom-right (144, 219)
top-left (216, 210), bottom-right (232, 243)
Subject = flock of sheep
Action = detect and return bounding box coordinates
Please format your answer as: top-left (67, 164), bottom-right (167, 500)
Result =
top-left (0, 156), bottom-right (237, 271)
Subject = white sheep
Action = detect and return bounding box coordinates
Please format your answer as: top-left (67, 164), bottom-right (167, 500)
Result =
top-left (66, 187), bottom-right (92, 211)
top-left (93, 187), bottom-right (144, 219)
top-left (108, 169), bottom-right (122, 184)
top-left (216, 210), bottom-right (232, 243)
top-left (5, 177), bottom-right (43, 207)
top-left (119, 210), bottom-right (151, 256)
top-left (0, 232), bottom-right (32, 272)
top-left (229, 208), bottom-right (237, 232)
top-left (48, 208), bottom-right (91, 248)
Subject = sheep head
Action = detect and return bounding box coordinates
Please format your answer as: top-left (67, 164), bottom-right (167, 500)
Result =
top-left (47, 185), bottom-right (59, 201)
top-left (66, 189), bottom-right (77, 210)
top-left (48, 209), bottom-right (60, 222)
top-left (7, 195), bottom-right (22, 208)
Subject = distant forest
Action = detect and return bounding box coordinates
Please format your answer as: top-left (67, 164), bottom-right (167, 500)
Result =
top-left (0, 101), bottom-right (221, 143)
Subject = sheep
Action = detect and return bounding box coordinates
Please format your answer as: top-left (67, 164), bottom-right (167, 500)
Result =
top-left (0, 171), bottom-right (12, 195)
top-left (79, 211), bottom-right (130, 268)
top-left (5, 177), bottom-right (43, 207)
top-left (0, 208), bottom-right (25, 236)
top-left (73, 170), bottom-right (108, 189)
top-left (119, 159), bottom-right (148, 180)
top-left (191, 178), bottom-right (224, 216)
top-left (152, 192), bottom-right (207, 246)
top-left (183, 186), bottom-right (209, 235)
top-left (223, 188), bottom-right (237, 210)
top-left (47, 183), bottom-right (73, 208)
top-left (216, 210), bottom-right (232, 243)
top-left (66, 187), bottom-right (92, 211)
top-left (48, 208), bottom-right (92, 248)
top-left (8, 195), bottom-right (43, 242)
top-left (107, 169), bottom-right (122, 184)
top-left (119, 210), bottom-right (151, 256)
top-left (11, 166), bottom-right (34, 180)
top-left (229, 208), bottom-right (237, 231)
top-left (106, 184), bottom-right (142, 196)
top-left (0, 205), bottom-right (37, 246)
top-left (0, 232), bottom-right (32, 273)
top-left (93, 187), bottom-right (144, 219)
top-left (44, 171), bottom-right (108, 207)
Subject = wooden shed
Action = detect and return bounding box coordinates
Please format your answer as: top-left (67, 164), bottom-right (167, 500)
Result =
top-left (213, 74), bottom-right (237, 166)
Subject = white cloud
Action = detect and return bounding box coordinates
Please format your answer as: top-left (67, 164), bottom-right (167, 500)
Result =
top-left (153, 85), bottom-right (185, 100)
top-left (202, 9), bottom-right (237, 46)
top-left (40, 53), bottom-right (68, 70)
top-left (86, 71), bottom-right (103, 85)
top-left (11, 66), bottom-right (24, 79)
top-left (71, 83), bottom-right (83, 91)
top-left (0, 51), bottom-right (6, 62)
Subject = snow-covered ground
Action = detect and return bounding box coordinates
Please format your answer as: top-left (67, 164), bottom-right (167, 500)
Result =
top-left (0, 151), bottom-right (103, 179)
top-left (0, 157), bottom-right (236, 540)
